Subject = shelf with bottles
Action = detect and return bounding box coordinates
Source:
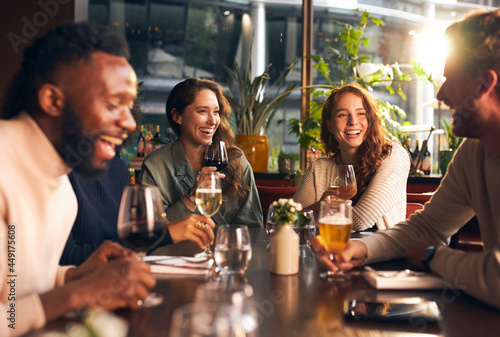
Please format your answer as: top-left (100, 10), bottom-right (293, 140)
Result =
top-left (399, 124), bottom-right (445, 177)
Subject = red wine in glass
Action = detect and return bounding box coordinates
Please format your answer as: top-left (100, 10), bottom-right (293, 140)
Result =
top-left (119, 220), bottom-right (167, 252)
top-left (117, 185), bottom-right (167, 307)
top-left (204, 141), bottom-right (228, 171)
top-left (204, 158), bottom-right (228, 171)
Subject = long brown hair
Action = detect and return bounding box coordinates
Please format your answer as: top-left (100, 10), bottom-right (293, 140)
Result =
top-left (320, 83), bottom-right (393, 202)
top-left (166, 78), bottom-right (248, 201)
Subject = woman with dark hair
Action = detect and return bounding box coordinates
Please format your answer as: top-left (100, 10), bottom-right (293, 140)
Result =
top-left (293, 83), bottom-right (410, 231)
top-left (139, 78), bottom-right (263, 228)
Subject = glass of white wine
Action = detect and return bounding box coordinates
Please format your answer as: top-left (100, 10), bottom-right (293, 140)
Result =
top-left (328, 165), bottom-right (357, 201)
top-left (195, 171), bottom-right (222, 258)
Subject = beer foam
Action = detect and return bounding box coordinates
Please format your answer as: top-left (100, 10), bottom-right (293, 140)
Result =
top-left (319, 214), bottom-right (350, 225)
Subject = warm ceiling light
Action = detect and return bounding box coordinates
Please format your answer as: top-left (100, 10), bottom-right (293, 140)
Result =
top-left (409, 30), bottom-right (416, 36)
top-left (224, 10), bottom-right (230, 16)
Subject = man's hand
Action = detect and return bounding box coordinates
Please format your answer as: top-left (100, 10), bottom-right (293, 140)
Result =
top-left (65, 241), bottom-right (134, 283)
top-left (312, 236), bottom-right (368, 271)
top-left (74, 254), bottom-right (156, 311)
top-left (405, 236), bottom-right (440, 270)
top-left (167, 214), bottom-right (216, 249)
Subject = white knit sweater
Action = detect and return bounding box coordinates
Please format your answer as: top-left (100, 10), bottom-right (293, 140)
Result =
top-left (293, 142), bottom-right (410, 231)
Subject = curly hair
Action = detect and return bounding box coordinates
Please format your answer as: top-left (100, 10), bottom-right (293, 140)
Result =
top-left (2, 22), bottom-right (129, 119)
top-left (320, 82), bottom-right (393, 202)
top-left (445, 9), bottom-right (500, 83)
top-left (165, 78), bottom-right (249, 202)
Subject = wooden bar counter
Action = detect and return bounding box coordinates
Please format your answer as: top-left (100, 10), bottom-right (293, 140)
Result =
top-left (35, 228), bottom-right (499, 337)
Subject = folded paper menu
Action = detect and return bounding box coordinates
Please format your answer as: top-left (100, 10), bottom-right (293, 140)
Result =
top-left (144, 255), bottom-right (213, 276)
top-left (364, 267), bottom-right (448, 290)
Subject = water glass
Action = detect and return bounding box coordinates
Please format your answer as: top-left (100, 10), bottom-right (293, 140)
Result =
top-left (214, 225), bottom-right (252, 274)
top-left (170, 303), bottom-right (245, 337)
top-left (194, 282), bottom-right (258, 337)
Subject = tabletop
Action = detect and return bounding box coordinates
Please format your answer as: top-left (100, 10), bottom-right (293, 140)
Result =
top-left (37, 228), bottom-right (499, 337)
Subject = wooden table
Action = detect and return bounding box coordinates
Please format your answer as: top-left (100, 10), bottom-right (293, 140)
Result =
top-left (37, 228), bottom-right (499, 337)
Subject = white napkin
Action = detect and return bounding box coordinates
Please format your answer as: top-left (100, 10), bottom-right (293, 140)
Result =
top-left (144, 255), bottom-right (213, 276)
top-left (364, 267), bottom-right (448, 290)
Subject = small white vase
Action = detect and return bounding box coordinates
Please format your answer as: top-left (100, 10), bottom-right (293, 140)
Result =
top-left (268, 224), bottom-right (299, 275)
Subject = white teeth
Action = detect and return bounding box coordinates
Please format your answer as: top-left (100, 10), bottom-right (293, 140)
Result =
top-left (100, 135), bottom-right (123, 146)
top-left (346, 130), bottom-right (361, 135)
top-left (200, 128), bottom-right (214, 134)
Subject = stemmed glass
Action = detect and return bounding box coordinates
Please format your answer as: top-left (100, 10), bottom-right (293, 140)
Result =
top-left (195, 171), bottom-right (222, 258)
top-left (204, 140), bottom-right (228, 172)
top-left (318, 200), bottom-right (352, 281)
top-left (117, 185), bottom-right (167, 307)
top-left (194, 282), bottom-right (258, 337)
top-left (327, 165), bottom-right (357, 201)
top-left (214, 225), bottom-right (252, 275)
top-left (170, 302), bottom-right (244, 337)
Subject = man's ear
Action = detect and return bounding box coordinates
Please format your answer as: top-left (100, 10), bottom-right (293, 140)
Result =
top-left (171, 108), bottom-right (181, 124)
top-left (38, 84), bottom-right (65, 117)
top-left (478, 69), bottom-right (499, 98)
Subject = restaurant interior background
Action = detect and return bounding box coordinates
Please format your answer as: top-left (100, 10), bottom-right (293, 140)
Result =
top-left (2, 0), bottom-right (499, 173)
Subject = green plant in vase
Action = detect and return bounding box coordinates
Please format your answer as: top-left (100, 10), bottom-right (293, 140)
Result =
top-left (277, 151), bottom-right (299, 175)
top-left (439, 119), bottom-right (464, 175)
top-left (224, 58), bottom-right (299, 172)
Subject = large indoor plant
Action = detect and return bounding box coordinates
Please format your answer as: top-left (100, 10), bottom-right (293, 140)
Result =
top-left (280, 10), bottom-right (434, 167)
top-left (225, 59), bottom-right (298, 172)
top-left (439, 119), bottom-right (463, 176)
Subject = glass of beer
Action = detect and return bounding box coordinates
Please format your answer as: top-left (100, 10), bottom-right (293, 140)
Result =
top-left (327, 165), bottom-right (357, 201)
top-left (318, 200), bottom-right (352, 281)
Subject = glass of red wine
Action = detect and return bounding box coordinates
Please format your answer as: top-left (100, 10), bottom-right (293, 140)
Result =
top-left (204, 140), bottom-right (228, 171)
top-left (117, 185), bottom-right (167, 307)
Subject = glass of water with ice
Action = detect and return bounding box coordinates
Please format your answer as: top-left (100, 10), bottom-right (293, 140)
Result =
top-left (214, 225), bottom-right (252, 274)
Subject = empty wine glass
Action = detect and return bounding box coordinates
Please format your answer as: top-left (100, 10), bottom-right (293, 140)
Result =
top-left (117, 185), bottom-right (167, 307)
top-left (204, 140), bottom-right (228, 172)
top-left (195, 171), bottom-right (222, 258)
top-left (214, 225), bottom-right (252, 275)
top-left (265, 207), bottom-right (277, 237)
top-left (194, 282), bottom-right (258, 337)
top-left (327, 165), bottom-right (357, 201)
top-left (318, 200), bottom-right (352, 281)
top-left (170, 303), bottom-right (245, 337)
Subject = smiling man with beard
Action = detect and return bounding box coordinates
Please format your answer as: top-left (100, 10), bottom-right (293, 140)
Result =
top-left (0, 22), bottom-right (155, 336)
top-left (313, 9), bottom-right (500, 310)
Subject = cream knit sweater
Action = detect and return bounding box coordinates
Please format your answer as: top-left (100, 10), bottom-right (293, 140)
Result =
top-left (293, 142), bottom-right (410, 231)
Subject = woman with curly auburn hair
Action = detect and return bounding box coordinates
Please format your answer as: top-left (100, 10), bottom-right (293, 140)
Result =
top-left (294, 83), bottom-right (410, 231)
top-left (139, 78), bottom-right (263, 230)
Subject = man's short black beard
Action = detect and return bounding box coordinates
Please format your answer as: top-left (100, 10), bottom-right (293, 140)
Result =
top-left (57, 105), bottom-right (108, 180)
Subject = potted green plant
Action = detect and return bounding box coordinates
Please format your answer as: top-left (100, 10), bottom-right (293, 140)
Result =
top-left (224, 58), bottom-right (299, 172)
top-left (277, 151), bottom-right (299, 175)
top-left (280, 10), bottom-right (434, 165)
top-left (439, 119), bottom-right (463, 176)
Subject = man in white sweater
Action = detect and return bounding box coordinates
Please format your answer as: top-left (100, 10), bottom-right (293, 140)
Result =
top-left (313, 9), bottom-right (500, 309)
top-left (0, 22), bottom-right (155, 336)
